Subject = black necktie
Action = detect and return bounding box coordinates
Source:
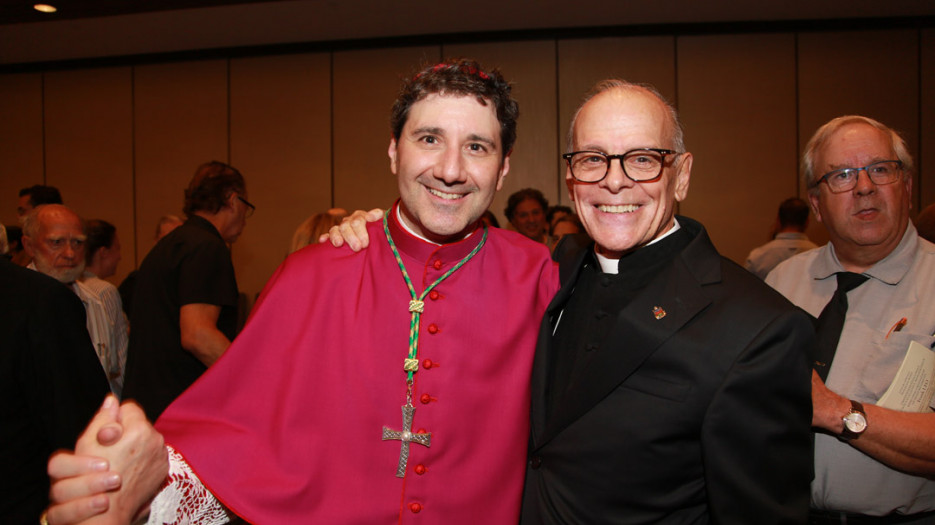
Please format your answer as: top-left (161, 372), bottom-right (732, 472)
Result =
top-left (812, 272), bottom-right (869, 382)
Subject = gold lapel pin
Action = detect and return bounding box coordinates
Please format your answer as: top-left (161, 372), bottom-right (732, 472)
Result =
top-left (653, 306), bottom-right (666, 320)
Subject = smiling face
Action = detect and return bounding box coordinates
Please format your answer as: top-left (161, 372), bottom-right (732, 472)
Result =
top-left (389, 93), bottom-right (509, 244)
top-left (809, 122), bottom-right (911, 271)
top-left (510, 198), bottom-right (547, 241)
top-left (567, 87), bottom-right (691, 259)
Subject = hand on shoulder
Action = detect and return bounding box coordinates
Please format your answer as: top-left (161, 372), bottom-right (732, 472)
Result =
top-left (319, 208), bottom-right (384, 251)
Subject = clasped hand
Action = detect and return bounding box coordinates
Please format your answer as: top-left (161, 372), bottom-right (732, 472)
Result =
top-left (45, 395), bottom-right (168, 525)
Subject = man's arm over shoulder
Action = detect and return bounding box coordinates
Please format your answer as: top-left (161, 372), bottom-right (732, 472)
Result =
top-left (704, 308), bottom-right (814, 524)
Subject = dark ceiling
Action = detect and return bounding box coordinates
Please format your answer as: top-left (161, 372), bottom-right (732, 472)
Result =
top-left (2, 0), bottom-right (933, 67)
top-left (0, 0), bottom-right (280, 24)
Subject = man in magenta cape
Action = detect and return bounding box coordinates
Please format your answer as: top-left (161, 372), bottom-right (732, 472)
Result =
top-left (156, 202), bottom-right (556, 523)
top-left (45, 59), bottom-right (558, 525)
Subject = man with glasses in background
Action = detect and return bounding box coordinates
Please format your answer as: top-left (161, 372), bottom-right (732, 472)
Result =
top-left (767, 116), bottom-right (935, 523)
top-left (122, 161), bottom-right (254, 421)
top-left (521, 80), bottom-right (814, 524)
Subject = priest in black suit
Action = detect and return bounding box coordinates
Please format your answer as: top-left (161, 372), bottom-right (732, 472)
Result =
top-left (520, 80), bottom-right (814, 524)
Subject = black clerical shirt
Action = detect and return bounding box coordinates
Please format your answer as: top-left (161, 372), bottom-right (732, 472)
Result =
top-left (548, 227), bottom-right (692, 416)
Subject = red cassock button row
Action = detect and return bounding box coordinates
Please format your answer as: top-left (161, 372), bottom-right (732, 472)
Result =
top-left (409, 503), bottom-right (422, 513)
top-left (432, 259), bottom-right (443, 270)
top-left (422, 359), bottom-right (434, 369)
top-left (427, 324), bottom-right (439, 334)
top-left (414, 464), bottom-right (426, 475)
top-left (429, 290), bottom-right (440, 300)
top-left (420, 393), bottom-right (434, 404)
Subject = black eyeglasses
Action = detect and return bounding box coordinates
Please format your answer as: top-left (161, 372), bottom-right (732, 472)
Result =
top-left (237, 195), bottom-right (256, 218)
top-left (562, 148), bottom-right (681, 183)
top-left (812, 160), bottom-right (903, 194)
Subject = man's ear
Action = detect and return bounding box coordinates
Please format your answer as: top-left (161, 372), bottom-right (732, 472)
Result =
top-left (388, 138), bottom-right (399, 175)
top-left (20, 235), bottom-right (36, 257)
top-left (808, 191), bottom-right (823, 224)
top-left (673, 152), bottom-right (692, 203)
top-left (903, 171), bottom-right (913, 210)
top-left (565, 171), bottom-right (576, 204)
top-left (495, 154), bottom-right (511, 191)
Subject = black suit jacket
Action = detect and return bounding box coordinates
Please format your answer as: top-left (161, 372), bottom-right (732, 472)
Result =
top-left (521, 217), bottom-right (814, 524)
top-left (0, 258), bottom-right (110, 524)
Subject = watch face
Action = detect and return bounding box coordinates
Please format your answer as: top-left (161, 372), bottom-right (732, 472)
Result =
top-left (844, 412), bottom-right (867, 433)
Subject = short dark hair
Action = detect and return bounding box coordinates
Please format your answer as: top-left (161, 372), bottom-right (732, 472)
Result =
top-left (504, 188), bottom-right (548, 222)
top-left (546, 205), bottom-right (573, 226)
top-left (390, 58), bottom-right (519, 156)
top-left (85, 219), bottom-right (117, 266)
top-left (777, 198), bottom-right (810, 230)
top-left (19, 185), bottom-right (63, 207)
top-left (183, 161), bottom-right (245, 216)
top-left (550, 213), bottom-right (583, 237)
top-left (480, 210), bottom-right (501, 229)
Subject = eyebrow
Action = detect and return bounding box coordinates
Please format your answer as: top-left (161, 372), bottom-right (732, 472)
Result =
top-left (827, 157), bottom-right (892, 170)
top-left (410, 127), bottom-right (498, 150)
top-left (574, 144), bottom-right (661, 152)
top-left (467, 133), bottom-right (498, 150)
top-left (46, 234), bottom-right (87, 241)
top-left (411, 126), bottom-right (444, 137)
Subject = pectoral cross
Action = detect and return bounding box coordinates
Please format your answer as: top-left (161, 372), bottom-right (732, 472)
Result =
top-left (382, 403), bottom-right (431, 477)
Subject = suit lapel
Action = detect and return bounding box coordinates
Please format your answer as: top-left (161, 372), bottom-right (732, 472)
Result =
top-left (530, 235), bottom-right (590, 444)
top-left (536, 221), bottom-right (721, 447)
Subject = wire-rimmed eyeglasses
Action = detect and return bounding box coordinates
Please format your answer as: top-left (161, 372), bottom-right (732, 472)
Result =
top-left (812, 160), bottom-right (903, 194)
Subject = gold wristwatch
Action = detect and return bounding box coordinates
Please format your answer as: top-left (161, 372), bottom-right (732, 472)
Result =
top-left (840, 399), bottom-right (867, 441)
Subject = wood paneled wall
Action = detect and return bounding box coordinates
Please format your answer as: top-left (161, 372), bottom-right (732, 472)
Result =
top-left (2, 28), bottom-right (933, 306)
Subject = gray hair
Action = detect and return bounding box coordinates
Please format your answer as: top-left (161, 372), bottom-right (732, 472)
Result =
top-left (22, 204), bottom-right (85, 238)
top-left (803, 115), bottom-right (913, 195)
top-left (22, 206), bottom-right (42, 238)
top-left (566, 79), bottom-right (686, 154)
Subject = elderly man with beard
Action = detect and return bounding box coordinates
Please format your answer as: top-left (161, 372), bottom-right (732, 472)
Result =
top-left (0, 242), bottom-right (109, 524)
top-left (23, 205), bottom-right (119, 395)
